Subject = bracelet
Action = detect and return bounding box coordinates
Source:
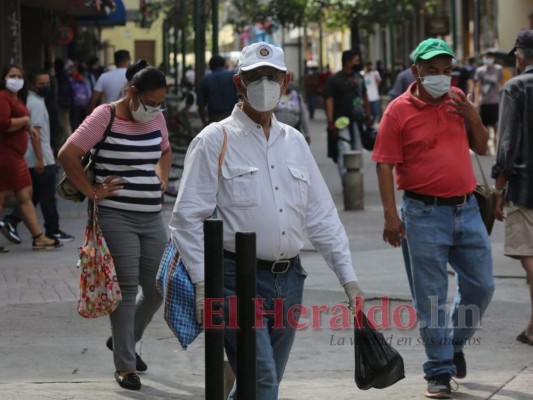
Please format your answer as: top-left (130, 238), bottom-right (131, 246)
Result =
top-left (492, 185), bottom-right (505, 196)
top-left (92, 186), bottom-right (99, 203)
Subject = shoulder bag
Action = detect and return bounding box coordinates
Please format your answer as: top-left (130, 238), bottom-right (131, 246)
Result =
top-left (473, 154), bottom-right (496, 235)
top-left (57, 104), bottom-right (116, 202)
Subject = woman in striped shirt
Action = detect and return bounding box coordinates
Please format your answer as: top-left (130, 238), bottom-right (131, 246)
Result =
top-left (58, 60), bottom-right (171, 391)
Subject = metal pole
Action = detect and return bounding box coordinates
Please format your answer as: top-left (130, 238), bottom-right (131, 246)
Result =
top-left (473, 0), bottom-right (480, 55)
top-left (212, 0), bottom-right (219, 55)
top-left (204, 220), bottom-right (225, 400)
top-left (451, 0), bottom-right (457, 52)
top-left (235, 232), bottom-right (257, 400)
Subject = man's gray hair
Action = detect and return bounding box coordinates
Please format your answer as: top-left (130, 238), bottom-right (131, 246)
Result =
top-left (517, 47), bottom-right (533, 61)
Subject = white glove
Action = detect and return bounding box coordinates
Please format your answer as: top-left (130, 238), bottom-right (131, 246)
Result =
top-left (343, 281), bottom-right (364, 312)
top-left (194, 281), bottom-right (205, 325)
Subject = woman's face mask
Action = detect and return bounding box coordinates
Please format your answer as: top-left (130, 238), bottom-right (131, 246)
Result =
top-left (242, 77), bottom-right (282, 112)
top-left (131, 94), bottom-right (163, 122)
top-left (6, 78), bottom-right (24, 93)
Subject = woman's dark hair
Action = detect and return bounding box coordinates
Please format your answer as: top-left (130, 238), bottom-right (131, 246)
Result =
top-left (1, 64), bottom-right (28, 102)
top-left (126, 60), bottom-right (167, 93)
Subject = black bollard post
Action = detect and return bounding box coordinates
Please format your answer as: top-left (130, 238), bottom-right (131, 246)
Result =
top-left (235, 232), bottom-right (257, 400)
top-left (204, 220), bottom-right (225, 400)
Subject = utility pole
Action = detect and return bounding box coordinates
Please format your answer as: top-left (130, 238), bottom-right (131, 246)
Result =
top-left (212, 0), bottom-right (219, 55)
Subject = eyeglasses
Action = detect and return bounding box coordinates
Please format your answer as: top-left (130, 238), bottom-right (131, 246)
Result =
top-left (241, 69), bottom-right (286, 84)
top-left (137, 94), bottom-right (166, 113)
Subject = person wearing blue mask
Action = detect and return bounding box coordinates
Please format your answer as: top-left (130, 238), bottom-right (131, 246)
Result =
top-left (2, 70), bottom-right (74, 245)
top-left (373, 38), bottom-right (494, 399)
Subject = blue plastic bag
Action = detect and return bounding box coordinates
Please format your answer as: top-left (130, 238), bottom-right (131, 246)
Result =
top-left (156, 240), bottom-right (203, 350)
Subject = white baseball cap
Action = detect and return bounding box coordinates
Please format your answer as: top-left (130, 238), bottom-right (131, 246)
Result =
top-left (238, 42), bottom-right (287, 72)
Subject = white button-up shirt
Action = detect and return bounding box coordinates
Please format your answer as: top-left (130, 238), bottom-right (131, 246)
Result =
top-left (170, 105), bottom-right (357, 285)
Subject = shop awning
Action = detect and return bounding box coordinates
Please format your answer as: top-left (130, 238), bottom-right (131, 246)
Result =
top-left (76, 0), bottom-right (126, 27)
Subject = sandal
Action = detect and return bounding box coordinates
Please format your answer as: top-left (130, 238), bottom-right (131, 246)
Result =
top-left (32, 233), bottom-right (62, 251)
top-left (516, 331), bottom-right (533, 346)
top-left (0, 246), bottom-right (8, 253)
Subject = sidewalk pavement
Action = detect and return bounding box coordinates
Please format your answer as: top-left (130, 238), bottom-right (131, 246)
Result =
top-left (0, 109), bottom-right (531, 400)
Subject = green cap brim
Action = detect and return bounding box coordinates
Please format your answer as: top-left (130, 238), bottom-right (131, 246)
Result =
top-left (417, 50), bottom-right (455, 62)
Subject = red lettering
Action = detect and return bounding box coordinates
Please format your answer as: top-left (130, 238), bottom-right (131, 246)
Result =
top-left (204, 297), bottom-right (224, 329)
top-left (393, 303), bottom-right (417, 330)
top-left (287, 304), bottom-right (308, 329)
top-left (253, 298), bottom-right (285, 329)
top-left (310, 304), bottom-right (328, 329)
top-left (227, 295), bottom-right (239, 329)
top-left (329, 304), bottom-right (351, 329)
top-left (367, 296), bottom-right (391, 329)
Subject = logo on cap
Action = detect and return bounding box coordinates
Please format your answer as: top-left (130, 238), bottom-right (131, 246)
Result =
top-left (257, 45), bottom-right (273, 60)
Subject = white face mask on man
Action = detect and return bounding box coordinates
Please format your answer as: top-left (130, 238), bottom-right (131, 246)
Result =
top-left (243, 78), bottom-right (282, 112)
top-left (418, 74), bottom-right (452, 98)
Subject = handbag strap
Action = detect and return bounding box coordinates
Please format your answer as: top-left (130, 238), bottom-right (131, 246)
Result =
top-left (91, 103), bottom-right (116, 161)
top-left (474, 154), bottom-right (489, 187)
top-left (218, 125), bottom-right (228, 177)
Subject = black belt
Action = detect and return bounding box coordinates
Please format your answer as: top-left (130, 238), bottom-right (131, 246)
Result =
top-left (223, 250), bottom-right (298, 274)
top-left (405, 191), bottom-right (471, 206)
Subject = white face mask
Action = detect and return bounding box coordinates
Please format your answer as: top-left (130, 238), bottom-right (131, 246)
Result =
top-left (131, 98), bottom-right (160, 123)
top-left (243, 78), bottom-right (281, 112)
top-left (418, 74), bottom-right (451, 98)
top-left (6, 78), bottom-right (24, 93)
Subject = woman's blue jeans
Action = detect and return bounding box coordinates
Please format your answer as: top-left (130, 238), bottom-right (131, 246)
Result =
top-left (223, 257), bottom-right (307, 400)
top-left (400, 194), bottom-right (494, 380)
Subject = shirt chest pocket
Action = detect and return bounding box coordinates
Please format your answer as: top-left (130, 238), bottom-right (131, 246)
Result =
top-left (288, 164), bottom-right (310, 210)
top-left (220, 165), bottom-right (260, 208)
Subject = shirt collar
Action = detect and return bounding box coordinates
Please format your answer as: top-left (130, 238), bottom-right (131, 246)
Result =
top-left (230, 103), bottom-right (286, 139)
top-left (405, 81), bottom-right (452, 110)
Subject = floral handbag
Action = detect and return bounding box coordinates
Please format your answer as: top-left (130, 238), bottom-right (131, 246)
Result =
top-left (77, 200), bottom-right (122, 318)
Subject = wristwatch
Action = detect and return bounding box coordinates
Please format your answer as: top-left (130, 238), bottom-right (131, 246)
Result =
top-left (492, 185), bottom-right (505, 196)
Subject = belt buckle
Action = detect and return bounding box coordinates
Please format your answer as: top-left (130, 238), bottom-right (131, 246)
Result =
top-left (457, 194), bottom-right (467, 206)
top-left (271, 260), bottom-right (291, 274)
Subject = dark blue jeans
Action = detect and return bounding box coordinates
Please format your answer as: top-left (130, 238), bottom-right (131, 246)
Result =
top-left (223, 256), bottom-right (307, 400)
top-left (7, 165), bottom-right (60, 237)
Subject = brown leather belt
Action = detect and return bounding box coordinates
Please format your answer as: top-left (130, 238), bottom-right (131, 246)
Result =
top-left (405, 191), bottom-right (471, 206)
top-left (223, 250), bottom-right (298, 274)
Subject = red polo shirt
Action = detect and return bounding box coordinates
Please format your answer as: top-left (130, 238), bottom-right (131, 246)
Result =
top-left (372, 82), bottom-right (477, 197)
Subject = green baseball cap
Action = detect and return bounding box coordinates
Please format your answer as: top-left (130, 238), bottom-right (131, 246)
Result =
top-left (412, 38), bottom-right (455, 63)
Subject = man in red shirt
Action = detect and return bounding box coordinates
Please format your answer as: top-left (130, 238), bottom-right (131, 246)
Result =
top-left (373, 38), bottom-right (494, 399)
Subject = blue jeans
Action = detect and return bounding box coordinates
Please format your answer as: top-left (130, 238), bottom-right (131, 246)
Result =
top-left (223, 257), bottom-right (307, 400)
top-left (400, 195), bottom-right (494, 380)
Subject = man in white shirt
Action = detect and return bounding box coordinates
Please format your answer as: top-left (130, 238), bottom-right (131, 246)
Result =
top-left (362, 61), bottom-right (382, 123)
top-left (170, 42), bottom-right (364, 400)
top-left (86, 49), bottom-right (130, 114)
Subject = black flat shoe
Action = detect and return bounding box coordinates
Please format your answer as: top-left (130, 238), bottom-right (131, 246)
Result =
top-left (106, 336), bottom-right (148, 372)
top-left (114, 371), bottom-right (141, 390)
top-left (516, 331), bottom-right (533, 346)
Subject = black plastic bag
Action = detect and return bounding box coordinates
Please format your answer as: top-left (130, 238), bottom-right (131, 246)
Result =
top-left (361, 126), bottom-right (378, 151)
top-left (354, 312), bottom-right (405, 390)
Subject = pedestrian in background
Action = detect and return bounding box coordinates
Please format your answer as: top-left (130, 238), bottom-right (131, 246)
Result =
top-left (197, 54), bottom-right (238, 126)
top-left (2, 70), bottom-right (74, 245)
top-left (373, 38), bottom-right (494, 399)
top-left (170, 42), bottom-right (363, 400)
top-left (388, 51), bottom-right (416, 100)
top-left (0, 64), bottom-right (62, 252)
top-left (492, 30), bottom-right (533, 347)
top-left (325, 50), bottom-right (370, 173)
top-left (58, 60), bottom-right (171, 391)
top-left (474, 49), bottom-right (504, 153)
top-left (86, 49), bottom-right (131, 114)
top-left (303, 62), bottom-right (320, 119)
top-left (362, 61), bottom-right (382, 123)
top-left (274, 71), bottom-right (311, 144)
top-left (54, 58), bottom-right (74, 151)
